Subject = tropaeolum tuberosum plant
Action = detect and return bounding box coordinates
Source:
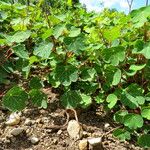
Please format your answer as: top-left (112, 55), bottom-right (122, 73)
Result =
top-left (0, 0), bottom-right (150, 148)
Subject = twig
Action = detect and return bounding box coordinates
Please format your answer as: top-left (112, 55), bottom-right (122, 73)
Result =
top-left (101, 125), bottom-right (123, 138)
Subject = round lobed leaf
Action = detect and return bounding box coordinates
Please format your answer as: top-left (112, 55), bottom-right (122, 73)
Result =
top-left (2, 86), bottom-right (28, 111)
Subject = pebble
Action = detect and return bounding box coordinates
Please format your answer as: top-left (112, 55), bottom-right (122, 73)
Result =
top-left (82, 131), bottom-right (91, 138)
top-left (37, 123), bottom-right (43, 128)
top-left (29, 136), bottom-right (39, 144)
top-left (40, 109), bottom-right (46, 114)
top-left (3, 139), bottom-right (10, 144)
top-left (67, 120), bottom-right (82, 139)
top-left (88, 137), bottom-right (103, 150)
top-left (46, 129), bottom-right (52, 133)
top-left (53, 138), bottom-right (58, 144)
top-left (88, 137), bottom-right (102, 146)
top-left (57, 130), bottom-right (62, 135)
top-left (78, 139), bottom-right (88, 150)
top-left (5, 112), bottom-right (21, 126)
top-left (104, 123), bottom-right (110, 129)
top-left (36, 118), bottom-right (42, 123)
top-left (26, 127), bottom-right (33, 135)
top-left (24, 118), bottom-right (32, 126)
top-left (10, 127), bottom-right (24, 136)
top-left (42, 117), bottom-right (49, 123)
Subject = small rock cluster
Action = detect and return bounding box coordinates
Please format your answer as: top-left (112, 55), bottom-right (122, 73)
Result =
top-left (3, 112), bottom-right (105, 150)
top-left (79, 137), bottom-right (103, 150)
top-left (66, 119), bottom-right (103, 150)
top-left (3, 112), bottom-right (39, 145)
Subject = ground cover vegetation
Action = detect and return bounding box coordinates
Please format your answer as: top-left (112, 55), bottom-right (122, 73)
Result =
top-left (0, 0), bottom-right (150, 148)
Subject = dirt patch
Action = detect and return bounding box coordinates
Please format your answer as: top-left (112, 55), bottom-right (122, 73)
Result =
top-left (0, 87), bottom-right (143, 150)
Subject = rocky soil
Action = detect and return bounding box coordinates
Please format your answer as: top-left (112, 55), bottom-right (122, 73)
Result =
top-left (0, 87), bottom-right (143, 150)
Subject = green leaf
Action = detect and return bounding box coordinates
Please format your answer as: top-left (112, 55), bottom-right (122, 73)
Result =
top-left (145, 93), bottom-right (150, 101)
top-left (144, 61), bottom-right (150, 80)
top-left (42, 29), bottom-right (53, 40)
top-left (95, 93), bottom-right (105, 104)
top-left (112, 69), bottom-right (121, 86)
top-left (33, 42), bottom-right (53, 59)
top-left (80, 94), bottom-right (92, 109)
top-left (69, 27), bottom-right (81, 37)
top-left (48, 74), bottom-right (60, 88)
top-left (126, 64), bottom-right (146, 76)
top-left (129, 64), bottom-right (146, 71)
top-left (113, 129), bottom-right (131, 141)
top-left (60, 90), bottom-right (82, 108)
top-left (6, 30), bottom-right (31, 43)
top-left (48, 15), bottom-right (61, 25)
top-left (104, 66), bottom-right (121, 87)
top-left (2, 86), bottom-right (28, 111)
top-left (138, 134), bottom-right (150, 148)
top-left (54, 64), bottom-right (78, 86)
top-left (53, 24), bottom-right (65, 38)
top-left (131, 6), bottom-right (150, 28)
top-left (12, 44), bottom-right (29, 59)
top-left (41, 99), bottom-right (48, 109)
top-left (29, 76), bottom-right (43, 89)
top-left (67, 0), bottom-right (72, 6)
top-left (139, 43), bottom-right (150, 59)
top-left (114, 110), bottom-right (128, 124)
top-left (64, 36), bottom-right (86, 54)
top-left (29, 56), bottom-right (39, 65)
top-left (121, 84), bottom-right (145, 109)
top-left (77, 82), bottom-right (99, 95)
top-left (106, 94), bottom-right (118, 109)
top-left (80, 67), bottom-right (96, 81)
top-left (103, 26), bottom-right (120, 42)
top-left (29, 89), bottom-right (47, 108)
top-left (141, 108), bottom-right (150, 120)
top-left (124, 114), bottom-right (143, 129)
top-left (102, 46), bottom-right (125, 66)
top-left (133, 43), bottom-right (150, 59)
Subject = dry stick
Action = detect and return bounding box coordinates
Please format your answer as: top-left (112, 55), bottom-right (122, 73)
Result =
top-left (67, 108), bottom-right (79, 122)
top-left (46, 109), bottom-right (79, 130)
top-left (45, 110), bottom-right (69, 130)
top-left (101, 125), bottom-right (123, 138)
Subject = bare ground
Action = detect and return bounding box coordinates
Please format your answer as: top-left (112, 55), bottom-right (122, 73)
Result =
top-left (0, 87), bottom-right (143, 150)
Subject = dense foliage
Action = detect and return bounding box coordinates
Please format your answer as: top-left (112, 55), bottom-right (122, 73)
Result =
top-left (0, 0), bottom-right (150, 147)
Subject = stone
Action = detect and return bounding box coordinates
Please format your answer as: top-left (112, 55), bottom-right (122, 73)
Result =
top-left (57, 130), bottom-right (62, 135)
top-left (83, 131), bottom-right (91, 138)
top-left (46, 129), bottom-right (52, 133)
top-left (42, 117), bottom-right (49, 123)
top-left (78, 139), bottom-right (88, 150)
top-left (88, 137), bottom-right (102, 146)
top-left (67, 120), bottom-right (82, 139)
top-left (29, 136), bottom-right (39, 144)
top-left (24, 118), bottom-right (32, 126)
top-left (36, 118), bottom-right (42, 123)
top-left (26, 127), bottom-right (33, 135)
top-left (3, 139), bottom-right (10, 144)
top-left (53, 138), bottom-right (58, 144)
top-left (104, 123), bottom-right (110, 129)
top-left (5, 112), bottom-right (21, 126)
top-left (10, 127), bottom-right (24, 136)
top-left (88, 137), bottom-right (103, 150)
